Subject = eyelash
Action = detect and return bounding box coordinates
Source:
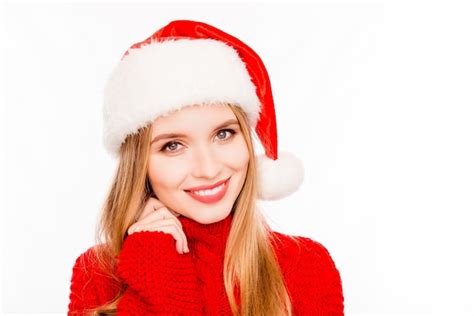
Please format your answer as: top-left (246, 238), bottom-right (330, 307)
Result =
top-left (159, 129), bottom-right (237, 153)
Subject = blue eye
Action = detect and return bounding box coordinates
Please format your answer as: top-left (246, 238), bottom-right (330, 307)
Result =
top-left (159, 129), bottom-right (237, 153)
top-left (217, 129), bottom-right (236, 140)
top-left (160, 141), bottom-right (182, 152)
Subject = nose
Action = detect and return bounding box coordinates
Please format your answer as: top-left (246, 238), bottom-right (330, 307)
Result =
top-left (191, 144), bottom-right (222, 180)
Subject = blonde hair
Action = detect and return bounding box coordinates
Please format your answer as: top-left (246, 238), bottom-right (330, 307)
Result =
top-left (86, 104), bottom-right (295, 315)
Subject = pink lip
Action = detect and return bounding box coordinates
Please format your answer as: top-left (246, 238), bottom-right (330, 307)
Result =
top-left (185, 177), bottom-right (231, 191)
top-left (185, 177), bottom-right (230, 204)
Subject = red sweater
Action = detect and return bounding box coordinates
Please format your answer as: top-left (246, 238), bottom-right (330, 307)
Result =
top-left (68, 213), bottom-right (344, 315)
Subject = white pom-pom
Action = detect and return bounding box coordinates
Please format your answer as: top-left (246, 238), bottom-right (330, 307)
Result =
top-left (256, 151), bottom-right (304, 200)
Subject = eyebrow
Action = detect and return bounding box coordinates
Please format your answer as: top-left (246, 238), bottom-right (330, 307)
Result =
top-left (150, 119), bottom-right (239, 145)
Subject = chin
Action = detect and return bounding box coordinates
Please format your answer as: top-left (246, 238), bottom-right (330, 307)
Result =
top-left (187, 207), bottom-right (232, 224)
top-left (179, 190), bottom-right (236, 223)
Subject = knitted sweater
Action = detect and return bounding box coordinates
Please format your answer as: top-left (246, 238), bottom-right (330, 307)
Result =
top-left (68, 213), bottom-right (344, 315)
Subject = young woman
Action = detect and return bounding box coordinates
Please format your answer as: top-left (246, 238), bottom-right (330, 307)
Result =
top-left (68, 20), bottom-right (344, 315)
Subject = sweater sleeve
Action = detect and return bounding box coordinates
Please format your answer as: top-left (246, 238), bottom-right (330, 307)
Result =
top-left (289, 237), bottom-right (344, 315)
top-left (116, 230), bottom-right (202, 314)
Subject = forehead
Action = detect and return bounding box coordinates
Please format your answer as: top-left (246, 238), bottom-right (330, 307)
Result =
top-left (151, 103), bottom-right (237, 135)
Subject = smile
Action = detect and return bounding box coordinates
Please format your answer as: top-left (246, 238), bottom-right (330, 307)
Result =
top-left (184, 177), bottom-right (231, 204)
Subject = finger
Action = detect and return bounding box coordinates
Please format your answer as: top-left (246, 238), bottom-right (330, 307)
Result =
top-left (131, 218), bottom-right (180, 234)
top-left (128, 218), bottom-right (188, 253)
top-left (129, 205), bottom-right (180, 234)
top-left (167, 208), bottom-right (181, 217)
top-left (133, 224), bottom-right (187, 254)
top-left (140, 208), bottom-right (183, 229)
top-left (134, 197), bottom-right (166, 222)
top-left (139, 214), bottom-right (183, 233)
top-left (150, 197), bottom-right (165, 210)
top-left (152, 220), bottom-right (188, 253)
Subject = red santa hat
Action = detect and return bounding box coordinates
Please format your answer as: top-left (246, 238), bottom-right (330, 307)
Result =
top-left (103, 20), bottom-right (304, 200)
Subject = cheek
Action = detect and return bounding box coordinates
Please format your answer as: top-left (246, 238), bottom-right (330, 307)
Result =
top-left (224, 137), bottom-right (250, 170)
top-left (147, 157), bottom-right (188, 191)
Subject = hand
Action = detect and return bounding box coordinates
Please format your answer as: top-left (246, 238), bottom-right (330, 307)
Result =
top-left (127, 197), bottom-right (189, 254)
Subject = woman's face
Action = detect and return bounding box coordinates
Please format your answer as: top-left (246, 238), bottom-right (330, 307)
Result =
top-left (147, 103), bottom-right (250, 224)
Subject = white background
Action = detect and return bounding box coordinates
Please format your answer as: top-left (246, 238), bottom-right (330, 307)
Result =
top-left (1, 0), bottom-right (473, 315)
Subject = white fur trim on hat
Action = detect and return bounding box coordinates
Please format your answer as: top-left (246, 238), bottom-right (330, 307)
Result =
top-left (256, 151), bottom-right (305, 200)
top-left (103, 38), bottom-right (261, 157)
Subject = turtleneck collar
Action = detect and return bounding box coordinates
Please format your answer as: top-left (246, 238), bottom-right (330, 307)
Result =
top-left (178, 212), bottom-right (236, 314)
top-left (178, 212), bottom-right (234, 251)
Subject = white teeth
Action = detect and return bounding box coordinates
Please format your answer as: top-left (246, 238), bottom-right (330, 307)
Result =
top-left (192, 183), bottom-right (225, 196)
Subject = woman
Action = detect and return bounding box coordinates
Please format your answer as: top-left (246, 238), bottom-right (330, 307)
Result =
top-left (68, 20), bottom-right (344, 315)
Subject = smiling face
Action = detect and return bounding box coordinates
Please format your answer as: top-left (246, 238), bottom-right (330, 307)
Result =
top-left (147, 103), bottom-right (250, 224)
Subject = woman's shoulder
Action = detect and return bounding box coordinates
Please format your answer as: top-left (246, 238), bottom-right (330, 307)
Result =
top-left (268, 230), bottom-right (340, 276)
top-left (72, 243), bottom-right (122, 283)
top-left (72, 243), bottom-right (107, 273)
top-left (268, 230), bottom-right (344, 312)
top-left (70, 243), bottom-right (114, 283)
top-left (69, 244), bottom-right (121, 310)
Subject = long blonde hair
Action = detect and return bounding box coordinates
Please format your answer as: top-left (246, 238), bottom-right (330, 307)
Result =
top-left (86, 103), bottom-right (294, 315)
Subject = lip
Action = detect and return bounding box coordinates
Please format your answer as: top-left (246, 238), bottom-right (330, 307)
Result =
top-left (184, 177), bottom-right (231, 204)
top-left (185, 176), bottom-right (231, 191)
